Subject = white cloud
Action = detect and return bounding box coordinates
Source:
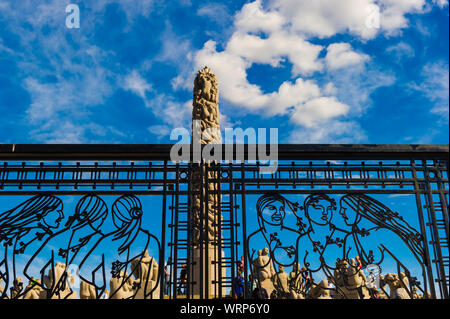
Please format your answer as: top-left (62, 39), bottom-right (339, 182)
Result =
top-left (190, 1), bottom-right (390, 140)
top-left (432, 0), bottom-right (449, 8)
top-left (148, 125), bottom-right (171, 139)
top-left (269, 0), bottom-right (379, 39)
top-left (185, 0), bottom-right (446, 143)
top-left (385, 42), bottom-right (415, 61)
top-left (123, 71), bottom-right (152, 102)
top-left (0, 0), bottom-right (177, 143)
top-left (197, 2), bottom-right (231, 26)
top-left (290, 97), bottom-right (350, 127)
top-left (227, 31), bottom-right (324, 75)
top-left (2, 0), bottom-right (446, 144)
top-left (288, 120), bottom-right (367, 143)
top-left (323, 82), bottom-right (338, 96)
top-left (155, 22), bottom-right (194, 65)
top-left (234, 0), bottom-right (285, 34)
top-left (144, 95), bottom-right (193, 129)
top-left (325, 43), bottom-right (369, 70)
top-left (325, 63), bottom-right (396, 115)
top-left (268, 0), bottom-right (440, 39)
top-left (409, 61), bottom-right (449, 122)
top-left (195, 40), bottom-right (270, 111)
top-left (195, 41), bottom-right (326, 116)
top-left (0, 0), bottom-right (128, 143)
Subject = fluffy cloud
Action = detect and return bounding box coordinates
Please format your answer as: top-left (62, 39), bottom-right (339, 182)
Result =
top-left (227, 31), bottom-right (324, 75)
top-left (1, 0), bottom-right (446, 144)
top-left (432, 0), bottom-right (449, 8)
top-left (195, 41), bottom-right (325, 116)
top-left (148, 124), bottom-right (171, 140)
top-left (409, 61), bottom-right (449, 122)
top-left (268, 0), bottom-right (444, 39)
top-left (290, 97), bottom-right (350, 127)
top-left (197, 3), bottom-right (231, 27)
top-left (288, 120), bottom-right (367, 143)
top-left (188, 0), bottom-right (446, 143)
top-left (325, 43), bottom-right (369, 70)
top-left (385, 42), bottom-right (416, 61)
top-left (0, 0), bottom-right (163, 143)
top-left (123, 70), bottom-right (152, 102)
top-left (234, 0), bottom-right (285, 34)
top-left (190, 0), bottom-right (382, 142)
top-left (269, 0), bottom-right (379, 39)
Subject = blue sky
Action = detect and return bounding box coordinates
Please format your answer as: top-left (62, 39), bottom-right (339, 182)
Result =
top-left (0, 0), bottom-right (448, 298)
top-left (0, 0), bottom-right (448, 144)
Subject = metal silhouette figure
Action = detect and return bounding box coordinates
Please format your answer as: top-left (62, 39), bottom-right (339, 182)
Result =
top-left (0, 195), bottom-right (64, 299)
top-left (77, 195), bottom-right (161, 299)
top-left (24, 195), bottom-right (108, 299)
top-left (247, 193), bottom-right (426, 299)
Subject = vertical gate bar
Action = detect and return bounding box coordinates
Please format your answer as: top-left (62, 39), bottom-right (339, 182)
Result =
top-left (240, 163), bottom-right (249, 299)
top-left (423, 186), bottom-right (444, 298)
top-left (233, 186), bottom-right (239, 296)
top-left (422, 160), bottom-right (448, 298)
top-left (229, 162), bottom-right (236, 299)
top-left (159, 160), bottom-right (168, 299)
top-left (187, 163), bottom-right (192, 299)
top-left (217, 162), bottom-right (223, 298)
top-left (204, 162), bottom-right (210, 299)
top-left (173, 163), bottom-right (180, 299)
top-left (169, 182), bottom-right (175, 299)
top-left (199, 161), bottom-right (204, 299)
top-left (411, 159), bottom-right (436, 298)
top-left (434, 160), bottom-right (450, 248)
top-left (434, 159), bottom-right (450, 297)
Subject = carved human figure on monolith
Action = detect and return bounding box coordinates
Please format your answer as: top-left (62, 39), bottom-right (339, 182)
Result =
top-left (189, 67), bottom-right (225, 298)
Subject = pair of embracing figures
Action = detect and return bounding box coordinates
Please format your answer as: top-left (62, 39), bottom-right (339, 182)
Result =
top-left (0, 194), bottom-right (159, 299)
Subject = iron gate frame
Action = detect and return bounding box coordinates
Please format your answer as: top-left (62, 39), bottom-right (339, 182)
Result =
top-left (0, 144), bottom-right (448, 299)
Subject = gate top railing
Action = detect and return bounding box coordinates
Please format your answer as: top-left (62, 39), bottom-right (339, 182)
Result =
top-left (0, 144), bottom-right (448, 160)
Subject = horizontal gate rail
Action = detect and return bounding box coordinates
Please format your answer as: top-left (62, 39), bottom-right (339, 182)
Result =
top-left (0, 144), bottom-right (447, 160)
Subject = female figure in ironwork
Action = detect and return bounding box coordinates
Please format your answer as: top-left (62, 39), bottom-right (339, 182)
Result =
top-left (295, 194), bottom-right (352, 296)
top-left (78, 195), bottom-right (161, 299)
top-left (24, 195), bottom-right (108, 299)
top-left (0, 195), bottom-right (64, 298)
top-left (247, 194), bottom-right (303, 269)
top-left (338, 194), bottom-right (425, 266)
top-left (337, 194), bottom-right (426, 297)
top-left (247, 194), bottom-right (304, 298)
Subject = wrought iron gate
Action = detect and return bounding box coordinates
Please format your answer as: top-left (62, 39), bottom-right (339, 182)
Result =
top-left (0, 144), bottom-right (448, 299)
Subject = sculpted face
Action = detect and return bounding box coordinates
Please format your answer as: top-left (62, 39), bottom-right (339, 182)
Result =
top-left (306, 197), bottom-right (334, 226)
top-left (261, 199), bottom-right (286, 226)
top-left (74, 197), bottom-right (108, 231)
top-left (42, 202), bottom-right (64, 229)
top-left (338, 198), bottom-right (357, 226)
